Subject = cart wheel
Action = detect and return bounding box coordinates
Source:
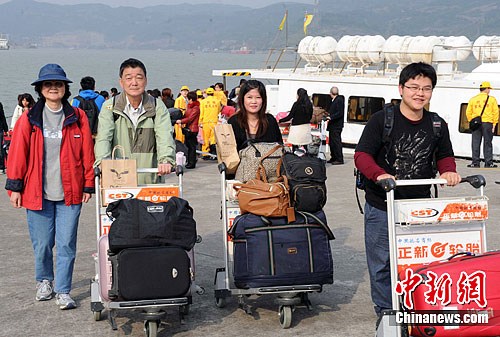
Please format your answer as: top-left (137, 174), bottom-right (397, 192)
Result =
top-left (215, 296), bottom-right (227, 308)
top-left (195, 285), bottom-right (205, 295)
top-left (179, 304), bottom-right (190, 316)
top-left (279, 306), bottom-right (292, 329)
top-left (144, 320), bottom-right (158, 337)
top-left (93, 310), bottom-right (102, 321)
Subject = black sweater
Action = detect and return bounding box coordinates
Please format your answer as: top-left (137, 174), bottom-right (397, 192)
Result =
top-left (228, 113), bottom-right (283, 151)
top-left (279, 101), bottom-right (313, 126)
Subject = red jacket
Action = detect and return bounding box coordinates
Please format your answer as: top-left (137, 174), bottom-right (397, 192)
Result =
top-left (5, 100), bottom-right (95, 210)
top-left (181, 101), bottom-right (200, 133)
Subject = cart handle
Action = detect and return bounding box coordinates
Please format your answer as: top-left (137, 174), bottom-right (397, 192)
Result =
top-left (461, 175), bottom-right (486, 188)
top-left (376, 174), bottom-right (485, 192)
top-left (218, 162), bottom-right (227, 174)
top-left (94, 165), bottom-right (181, 176)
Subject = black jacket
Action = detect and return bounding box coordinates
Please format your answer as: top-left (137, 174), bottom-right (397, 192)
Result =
top-left (327, 95), bottom-right (345, 130)
top-left (279, 101), bottom-right (313, 126)
top-left (0, 103), bottom-right (8, 133)
top-left (228, 113), bottom-right (283, 152)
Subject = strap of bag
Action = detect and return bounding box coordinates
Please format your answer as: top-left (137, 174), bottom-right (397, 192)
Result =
top-left (111, 145), bottom-right (126, 160)
top-left (479, 95), bottom-right (489, 118)
top-left (255, 145), bottom-right (283, 182)
top-left (296, 211), bottom-right (335, 240)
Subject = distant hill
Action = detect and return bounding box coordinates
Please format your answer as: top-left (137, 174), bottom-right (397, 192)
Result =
top-left (0, 0), bottom-right (498, 50)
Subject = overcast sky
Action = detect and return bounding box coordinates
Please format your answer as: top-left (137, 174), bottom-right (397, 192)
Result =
top-left (0, 0), bottom-right (314, 8)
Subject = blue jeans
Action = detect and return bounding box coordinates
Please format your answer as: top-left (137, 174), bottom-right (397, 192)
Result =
top-left (364, 202), bottom-right (392, 315)
top-left (27, 199), bottom-right (82, 294)
top-left (471, 122), bottom-right (494, 165)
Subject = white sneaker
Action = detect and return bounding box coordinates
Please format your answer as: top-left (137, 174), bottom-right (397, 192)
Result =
top-left (35, 280), bottom-right (53, 301)
top-left (55, 293), bottom-right (76, 310)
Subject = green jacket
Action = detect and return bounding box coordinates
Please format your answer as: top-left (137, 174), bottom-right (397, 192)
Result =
top-left (94, 92), bottom-right (175, 184)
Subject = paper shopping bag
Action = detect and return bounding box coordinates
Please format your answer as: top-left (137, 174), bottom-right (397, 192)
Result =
top-left (101, 145), bottom-right (138, 188)
top-left (214, 124), bottom-right (240, 174)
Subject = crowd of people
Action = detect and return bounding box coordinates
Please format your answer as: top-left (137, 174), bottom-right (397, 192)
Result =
top-left (0, 59), bottom-right (498, 337)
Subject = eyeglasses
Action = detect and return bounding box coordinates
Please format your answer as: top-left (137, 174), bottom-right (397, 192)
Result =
top-left (404, 85), bottom-right (433, 93)
top-left (43, 81), bottom-right (64, 88)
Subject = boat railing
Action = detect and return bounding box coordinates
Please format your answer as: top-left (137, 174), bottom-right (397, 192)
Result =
top-left (263, 47), bottom-right (303, 72)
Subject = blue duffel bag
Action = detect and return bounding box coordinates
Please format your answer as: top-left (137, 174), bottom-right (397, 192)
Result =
top-left (229, 210), bottom-right (334, 289)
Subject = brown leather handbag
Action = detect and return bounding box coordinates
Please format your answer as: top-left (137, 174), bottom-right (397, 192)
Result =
top-left (234, 160), bottom-right (295, 223)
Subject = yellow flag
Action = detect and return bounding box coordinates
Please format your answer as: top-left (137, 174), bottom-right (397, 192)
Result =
top-left (303, 14), bottom-right (314, 35)
top-left (278, 12), bottom-right (287, 31)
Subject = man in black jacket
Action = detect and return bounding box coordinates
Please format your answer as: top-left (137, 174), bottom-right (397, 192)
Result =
top-left (327, 86), bottom-right (345, 164)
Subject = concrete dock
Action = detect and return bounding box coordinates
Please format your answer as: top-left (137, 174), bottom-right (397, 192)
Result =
top-left (1, 154), bottom-right (499, 337)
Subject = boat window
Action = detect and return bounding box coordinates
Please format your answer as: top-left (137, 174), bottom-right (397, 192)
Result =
top-left (347, 96), bottom-right (385, 123)
top-left (459, 103), bottom-right (500, 135)
top-left (311, 93), bottom-right (335, 110)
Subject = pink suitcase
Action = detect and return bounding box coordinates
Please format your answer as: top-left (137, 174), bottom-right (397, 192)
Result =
top-left (98, 235), bottom-right (112, 301)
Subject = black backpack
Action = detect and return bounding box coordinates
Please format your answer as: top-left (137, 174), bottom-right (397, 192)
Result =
top-left (74, 96), bottom-right (100, 134)
top-left (354, 103), bottom-right (442, 213)
top-left (280, 152), bottom-right (327, 213)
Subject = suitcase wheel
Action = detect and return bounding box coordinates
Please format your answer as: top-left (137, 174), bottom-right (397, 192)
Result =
top-left (279, 305), bottom-right (292, 329)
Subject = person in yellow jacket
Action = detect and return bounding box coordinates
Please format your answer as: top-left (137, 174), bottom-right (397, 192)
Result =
top-left (214, 82), bottom-right (227, 107)
top-left (174, 85), bottom-right (189, 142)
top-left (466, 81), bottom-right (499, 168)
top-left (199, 87), bottom-right (220, 159)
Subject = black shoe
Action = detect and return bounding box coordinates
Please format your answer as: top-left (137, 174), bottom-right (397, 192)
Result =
top-left (485, 163), bottom-right (498, 168)
top-left (331, 161), bottom-right (344, 165)
top-left (326, 159), bottom-right (334, 163)
top-left (467, 163), bottom-right (480, 168)
top-left (185, 163), bottom-right (196, 169)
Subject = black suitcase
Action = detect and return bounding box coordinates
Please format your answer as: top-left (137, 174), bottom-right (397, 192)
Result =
top-left (108, 246), bottom-right (192, 300)
top-left (229, 210), bottom-right (334, 289)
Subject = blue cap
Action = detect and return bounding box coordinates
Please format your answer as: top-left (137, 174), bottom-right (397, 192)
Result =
top-left (31, 63), bottom-right (72, 85)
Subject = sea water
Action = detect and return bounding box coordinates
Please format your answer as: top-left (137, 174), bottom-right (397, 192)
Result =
top-left (0, 48), bottom-right (272, 122)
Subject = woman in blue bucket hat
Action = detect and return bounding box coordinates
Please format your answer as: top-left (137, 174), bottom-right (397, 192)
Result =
top-left (5, 64), bottom-right (95, 310)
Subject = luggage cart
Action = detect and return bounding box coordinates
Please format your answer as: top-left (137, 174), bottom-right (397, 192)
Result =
top-left (375, 175), bottom-right (487, 337)
top-left (90, 166), bottom-right (203, 337)
top-left (213, 163), bottom-right (325, 329)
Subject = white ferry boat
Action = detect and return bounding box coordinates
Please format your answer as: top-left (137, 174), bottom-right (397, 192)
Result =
top-left (213, 35), bottom-right (500, 159)
top-left (0, 34), bottom-right (9, 50)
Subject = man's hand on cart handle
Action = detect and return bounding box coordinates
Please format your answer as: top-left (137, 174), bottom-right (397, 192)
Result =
top-left (157, 163), bottom-right (173, 176)
top-left (376, 173), bottom-right (395, 181)
top-left (440, 171), bottom-right (461, 186)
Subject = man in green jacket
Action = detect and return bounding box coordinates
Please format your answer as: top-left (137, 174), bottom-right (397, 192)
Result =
top-left (94, 58), bottom-right (176, 184)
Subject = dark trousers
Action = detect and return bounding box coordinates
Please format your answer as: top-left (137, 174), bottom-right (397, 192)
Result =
top-left (0, 132), bottom-right (5, 170)
top-left (471, 122), bottom-right (494, 165)
top-left (328, 128), bottom-right (343, 163)
top-left (185, 131), bottom-right (198, 166)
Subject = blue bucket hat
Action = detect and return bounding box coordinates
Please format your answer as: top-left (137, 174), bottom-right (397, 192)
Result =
top-left (31, 63), bottom-right (72, 85)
